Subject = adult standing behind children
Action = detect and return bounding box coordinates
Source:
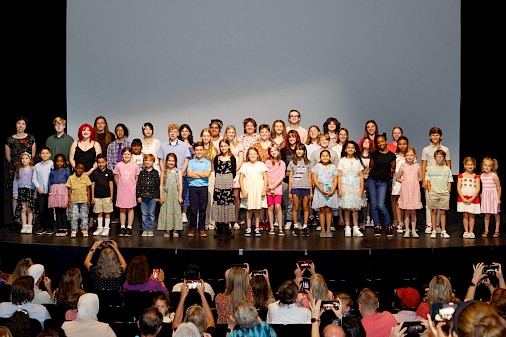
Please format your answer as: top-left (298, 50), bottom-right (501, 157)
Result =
top-left (286, 109), bottom-right (308, 144)
top-left (421, 127), bottom-right (451, 234)
top-left (46, 117), bottom-right (74, 162)
top-left (69, 124), bottom-right (102, 176)
top-left (93, 116), bottom-right (116, 158)
top-left (140, 122), bottom-right (161, 174)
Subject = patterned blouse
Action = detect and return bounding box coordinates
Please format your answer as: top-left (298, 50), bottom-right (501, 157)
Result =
top-left (136, 169), bottom-right (161, 199)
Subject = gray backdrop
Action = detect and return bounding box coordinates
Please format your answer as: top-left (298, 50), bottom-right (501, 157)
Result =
top-left (67, 0), bottom-right (460, 171)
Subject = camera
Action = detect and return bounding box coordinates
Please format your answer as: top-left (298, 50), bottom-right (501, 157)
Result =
top-left (100, 240), bottom-right (112, 248)
top-left (430, 301), bottom-right (460, 322)
top-left (483, 264), bottom-right (499, 275)
top-left (401, 321), bottom-right (426, 335)
top-left (151, 269), bottom-right (160, 281)
top-left (185, 280), bottom-right (202, 289)
top-left (298, 260), bottom-right (313, 270)
top-left (320, 300), bottom-right (339, 311)
top-left (251, 270), bottom-right (266, 276)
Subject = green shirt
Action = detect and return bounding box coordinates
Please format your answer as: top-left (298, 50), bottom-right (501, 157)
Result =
top-left (425, 165), bottom-right (453, 194)
top-left (46, 133), bottom-right (74, 161)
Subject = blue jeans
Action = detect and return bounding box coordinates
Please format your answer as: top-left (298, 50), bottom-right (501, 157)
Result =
top-left (367, 178), bottom-right (391, 228)
top-left (70, 203), bottom-right (89, 230)
top-left (140, 198), bottom-right (157, 231)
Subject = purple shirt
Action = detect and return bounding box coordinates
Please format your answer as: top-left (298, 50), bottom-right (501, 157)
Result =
top-left (122, 279), bottom-right (169, 297)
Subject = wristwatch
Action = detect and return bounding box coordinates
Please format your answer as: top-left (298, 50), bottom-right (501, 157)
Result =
top-left (469, 281), bottom-right (476, 287)
top-left (311, 318), bottom-right (320, 323)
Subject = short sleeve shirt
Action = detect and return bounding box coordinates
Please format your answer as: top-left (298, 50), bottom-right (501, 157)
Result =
top-left (157, 139), bottom-right (191, 171)
top-left (288, 161), bottom-right (312, 189)
top-left (66, 173), bottom-right (92, 203)
top-left (369, 151), bottom-right (396, 182)
top-left (422, 143), bottom-right (451, 168)
top-left (188, 158), bottom-right (212, 187)
top-left (90, 168), bottom-right (114, 198)
top-left (425, 165), bottom-right (453, 194)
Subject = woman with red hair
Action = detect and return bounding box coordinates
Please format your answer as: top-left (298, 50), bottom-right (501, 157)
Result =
top-left (69, 124), bottom-right (102, 176)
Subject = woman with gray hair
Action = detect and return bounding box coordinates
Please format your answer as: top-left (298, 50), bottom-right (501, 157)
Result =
top-left (173, 322), bottom-right (201, 337)
top-left (61, 293), bottom-right (116, 336)
top-left (226, 301), bottom-right (277, 337)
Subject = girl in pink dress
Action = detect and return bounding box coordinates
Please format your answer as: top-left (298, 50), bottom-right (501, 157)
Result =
top-left (114, 147), bottom-right (140, 236)
top-left (265, 144), bottom-right (286, 236)
top-left (396, 147), bottom-right (423, 238)
top-left (480, 157), bottom-right (501, 237)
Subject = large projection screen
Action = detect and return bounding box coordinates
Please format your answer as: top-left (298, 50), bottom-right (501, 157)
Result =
top-left (67, 0), bottom-right (460, 171)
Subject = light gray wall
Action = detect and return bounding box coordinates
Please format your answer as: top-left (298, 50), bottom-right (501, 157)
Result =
top-left (67, 0), bottom-right (460, 170)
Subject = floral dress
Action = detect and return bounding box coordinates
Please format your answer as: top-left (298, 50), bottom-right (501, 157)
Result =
top-left (311, 164), bottom-right (339, 210)
top-left (6, 134), bottom-right (35, 197)
top-left (211, 157), bottom-right (236, 223)
top-left (337, 158), bottom-right (366, 210)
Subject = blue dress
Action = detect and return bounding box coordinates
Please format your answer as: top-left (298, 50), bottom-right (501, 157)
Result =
top-left (311, 164), bottom-right (339, 210)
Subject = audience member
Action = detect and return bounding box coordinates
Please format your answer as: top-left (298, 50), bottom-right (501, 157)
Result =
top-left (138, 307), bottom-right (163, 337)
top-left (215, 266), bottom-right (254, 325)
top-left (0, 326), bottom-right (12, 337)
top-left (490, 288), bottom-right (506, 318)
top-left (227, 301), bottom-right (277, 337)
top-left (153, 294), bottom-right (173, 323)
top-left (173, 322), bottom-right (200, 337)
top-left (392, 287), bottom-right (421, 323)
top-left (249, 272), bottom-right (275, 321)
top-left (0, 276), bottom-right (51, 328)
top-left (172, 263), bottom-right (215, 300)
top-left (61, 293), bottom-right (116, 337)
top-left (4, 258), bottom-right (33, 285)
top-left (123, 256), bottom-right (169, 296)
top-left (84, 240), bottom-right (127, 292)
top-left (341, 315), bottom-right (366, 337)
top-left (52, 267), bottom-right (85, 320)
top-left (416, 275), bottom-right (454, 320)
top-left (4, 309), bottom-right (42, 337)
top-left (358, 288), bottom-right (398, 337)
top-left (26, 264), bottom-right (52, 305)
top-left (267, 280), bottom-right (311, 324)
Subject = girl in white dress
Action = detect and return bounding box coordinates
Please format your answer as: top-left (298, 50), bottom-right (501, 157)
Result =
top-left (141, 123), bottom-right (162, 174)
top-left (239, 147), bottom-right (268, 237)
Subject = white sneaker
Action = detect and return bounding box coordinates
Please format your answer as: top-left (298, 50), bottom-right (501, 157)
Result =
top-left (244, 228), bottom-right (252, 237)
top-left (330, 226), bottom-right (336, 231)
top-left (101, 228), bottom-right (110, 237)
top-left (182, 213), bottom-right (188, 223)
top-left (141, 231), bottom-right (149, 237)
top-left (93, 227), bottom-right (103, 236)
top-left (463, 232), bottom-right (469, 238)
top-left (425, 226), bottom-right (432, 234)
top-left (430, 230), bottom-right (437, 238)
top-left (345, 226), bottom-right (352, 237)
top-left (441, 230), bottom-right (450, 238)
top-left (147, 231), bottom-right (154, 237)
top-left (436, 227), bottom-right (442, 234)
top-left (353, 226), bottom-right (364, 237)
top-left (273, 222), bottom-right (279, 227)
top-left (397, 223), bottom-right (404, 233)
top-left (254, 228), bottom-right (262, 237)
top-left (20, 225), bottom-right (28, 234)
top-left (25, 225), bottom-right (33, 234)
top-left (316, 225), bottom-right (322, 231)
top-left (411, 230), bottom-right (420, 238)
top-left (403, 229), bottom-right (411, 238)
top-left (284, 221), bottom-right (292, 230)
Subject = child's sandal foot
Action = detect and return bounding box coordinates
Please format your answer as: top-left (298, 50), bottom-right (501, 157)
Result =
top-left (482, 231), bottom-right (489, 237)
top-left (493, 232), bottom-right (500, 238)
top-left (163, 232), bottom-right (170, 238)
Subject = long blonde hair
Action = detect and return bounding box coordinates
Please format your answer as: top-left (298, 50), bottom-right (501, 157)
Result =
top-left (6, 258), bottom-right (33, 285)
top-left (310, 273), bottom-right (330, 301)
top-left (225, 125), bottom-right (239, 147)
top-left (427, 275), bottom-right (454, 303)
top-left (224, 267), bottom-right (249, 313)
top-left (200, 128), bottom-right (218, 161)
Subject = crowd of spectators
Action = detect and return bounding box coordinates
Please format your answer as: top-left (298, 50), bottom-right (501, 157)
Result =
top-left (0, 241), bottom-right (505, 337)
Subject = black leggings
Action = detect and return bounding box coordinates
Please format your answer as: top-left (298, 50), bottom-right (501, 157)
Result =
top-left (55, 207), bottom-right (68, 229)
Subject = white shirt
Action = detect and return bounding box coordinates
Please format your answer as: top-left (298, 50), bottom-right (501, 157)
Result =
top-left (62, 319), bottom-right (116, 337)
top-left (266, 301), bottom-right (311, 324)
top-left (171, 282), bottom-right (215, 301)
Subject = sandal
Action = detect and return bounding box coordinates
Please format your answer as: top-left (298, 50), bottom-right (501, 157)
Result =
top-left (163, 232), bottom-right (170, 238)
top-left (493, 232), bottom-right (500, 238)
top-left (482, 231), bottom-right (489, 237)
top-left (173, 231), bottom-right (180, 238)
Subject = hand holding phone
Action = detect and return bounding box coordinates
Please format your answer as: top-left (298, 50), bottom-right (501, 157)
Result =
top-left (185, 280), bottom-right (203, 290)
top-left (151, 269), bottom-right (160, 281)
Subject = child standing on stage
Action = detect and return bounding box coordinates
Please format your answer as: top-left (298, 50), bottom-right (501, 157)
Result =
top-left (137, 154), bottom-right (160, 237)
top-left (14, 152), bottom-right (36, 234)
top-left (288, 143), bottom-right (312, 237)
top-left (368, 134), bottom-right (396, 237)
top-left (48, 154), bottom-right (71, 236)
top-left (159, 153), bottom-right (183, 238)
top-left (33, 147), bottom-right (54, 235)
top-left (66, 162), bottom-right (92, 237)
top-left (456, 157), bottom-right (480, 239)
top-left (266, 144), bottom-right (285, 236)
top-left (240, 147), bottom-right (268, 237)
top-left (480, 157), bottom-right (501, 237)
top-left (211, 139), bottom-right (236, 238)
top-left (337, 141), bottom-right (366, 238)
top-left (425, 150), bottom-right (453, 239)
top-left (114, 147), bottom-right (140, 237)
top-left (312, 150), bottom-right (339, 238)
top-left (131, 138), bottom-right (145, 170)
top-left (396, 147), bottom-right (423, 238)
top-left (187, 142), bottom-right (212, 237)
top-left (391, 136), bottom-right (409, 233)
top-left (90, 154), bottom-right (114, 237)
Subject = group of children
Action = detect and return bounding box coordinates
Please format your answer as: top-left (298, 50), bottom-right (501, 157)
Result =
top-left (11, 123), bottom-right (502, 240)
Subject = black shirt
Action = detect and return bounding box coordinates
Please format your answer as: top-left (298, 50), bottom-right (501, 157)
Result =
top-left (90, 168), bottom-right (114, 198)
top-left (369, 150), bottom-right (396, 182)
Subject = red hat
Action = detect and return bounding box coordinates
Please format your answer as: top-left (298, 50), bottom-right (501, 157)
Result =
top-left (396, 287), bottom-right (420, 309)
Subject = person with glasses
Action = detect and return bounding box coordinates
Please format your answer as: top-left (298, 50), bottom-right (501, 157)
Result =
top-left (286, 110), bottom-right (308, 144)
